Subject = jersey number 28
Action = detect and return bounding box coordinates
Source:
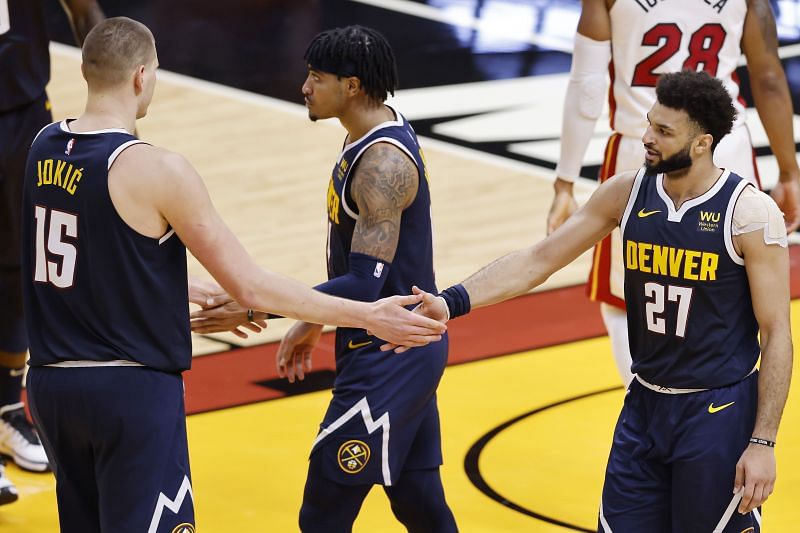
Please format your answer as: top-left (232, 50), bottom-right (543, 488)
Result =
top-left (632, 23), bottom-right (727, 87)
top-left (33, 206), bottom-right (78, 289)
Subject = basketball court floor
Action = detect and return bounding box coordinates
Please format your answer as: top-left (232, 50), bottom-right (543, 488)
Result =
top-left (3, 0), bottom-right (800, 530)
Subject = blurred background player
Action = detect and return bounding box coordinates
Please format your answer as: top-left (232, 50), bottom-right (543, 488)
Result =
top-left (546, 0), bottom-right (800, 386)
top-left (0, 0), bottom-right (104, 504)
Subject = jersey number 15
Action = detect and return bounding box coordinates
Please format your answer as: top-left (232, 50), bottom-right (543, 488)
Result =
top-left (33, 206), bottom-right (78, 289)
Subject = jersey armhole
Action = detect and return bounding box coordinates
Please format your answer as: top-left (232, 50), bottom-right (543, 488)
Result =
top-left (108, 140), bottom-right (148, 170)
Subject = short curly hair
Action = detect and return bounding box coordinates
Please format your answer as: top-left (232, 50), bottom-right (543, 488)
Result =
top-left (655, 70), bottom-right (736, 151)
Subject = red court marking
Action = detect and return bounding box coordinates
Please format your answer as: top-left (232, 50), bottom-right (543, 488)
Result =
top-left (183, 284), bottom-right (605, 414)
top-left (184, 245), bottom-right (800, 414)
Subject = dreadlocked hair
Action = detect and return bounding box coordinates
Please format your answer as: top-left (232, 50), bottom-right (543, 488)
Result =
top-left (304, 25), bottom-right (399, 103)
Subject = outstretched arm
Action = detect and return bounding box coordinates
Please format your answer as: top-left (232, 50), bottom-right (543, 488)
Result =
top-left (742, 0), bottom-right (800, 231)
top-left (60, 0), bottom-right (105, 45)
top-left (134, 146), bottom-right (445, 346)
top-left (549, 0), bottom-right (612, 233)
top-left (466, 171), bottom-right (631, 308)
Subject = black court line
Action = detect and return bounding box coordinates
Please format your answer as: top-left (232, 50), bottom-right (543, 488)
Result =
top-left (463, 385), bottom-right (623, 532)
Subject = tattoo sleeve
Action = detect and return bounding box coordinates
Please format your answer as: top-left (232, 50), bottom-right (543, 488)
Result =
top-left (349, 143), bottom-right (419, 263)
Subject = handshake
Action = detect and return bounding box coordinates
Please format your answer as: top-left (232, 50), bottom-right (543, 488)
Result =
top-left (189, 280), bottom-right (450, 350)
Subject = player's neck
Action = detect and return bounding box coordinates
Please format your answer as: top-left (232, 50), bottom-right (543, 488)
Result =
top-left (662, 158), bottom-right (722, 208)
top-left (340, 102), bottom-right (394, 143)
top-left (73, 92), bottom-right (137, 134)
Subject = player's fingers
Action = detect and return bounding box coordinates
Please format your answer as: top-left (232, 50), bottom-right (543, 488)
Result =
top-left (733, 462), bottom-right (744, 494)
top-left (393, 346), bottom-right (411, 354)
top-left (738, 480), bottom-right (755, 514)
top-left (204, 295), bottom-right (233, 308)
top-left (231, 327), bottom-right (248, 339)
top-left (304, 352), bottom-right (313, 372)
top-left (295, 353), bottom-right (305, 381)
top-left (255, 319), bottom-right (268, 328)
top-left (391, 293), bottom-right (425, 307)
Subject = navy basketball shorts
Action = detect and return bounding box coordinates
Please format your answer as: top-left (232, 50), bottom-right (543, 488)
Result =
top-left (599, 371), bottom-right (759, 532)
top-left (0, 93), bottom-right (52, 352)
top-left (309, 334), bottom-right (449, 487)
top-left (27, 366), bottom-right (195, 533)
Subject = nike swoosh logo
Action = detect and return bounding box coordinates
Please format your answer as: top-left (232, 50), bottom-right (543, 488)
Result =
top-left (637, 209), bottom-right (662, 218)
top-left (347, 340), bottom-right (372, 350)
top-left (708, 401), bottom-right (735, 414)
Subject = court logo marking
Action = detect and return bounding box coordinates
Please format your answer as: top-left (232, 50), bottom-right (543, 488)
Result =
top-left (338, 440), bottom-right (371, 474)
top-left (708, 401), bottom-right (735, 414)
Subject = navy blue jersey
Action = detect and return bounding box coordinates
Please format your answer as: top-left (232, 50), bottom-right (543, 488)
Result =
top-left (0, 0), bottom-right (50, 112)
top-left (21, 121), bottom-right (191, 373)
top-left (325, 106), bottom-right (436, 328)
top-left (621, 169), bottom-right (760, 389)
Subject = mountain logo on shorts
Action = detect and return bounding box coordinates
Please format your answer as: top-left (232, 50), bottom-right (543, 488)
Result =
top-left (171, 523), bottom-right (195, 533)
top-left (338, 439), bottom-right (371, 474)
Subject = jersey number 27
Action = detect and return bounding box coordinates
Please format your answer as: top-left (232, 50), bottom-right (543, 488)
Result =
top-left (632, 23), bottom-right (727, 87)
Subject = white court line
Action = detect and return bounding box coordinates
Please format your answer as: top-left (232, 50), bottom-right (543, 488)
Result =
top-left (49, 42), bottom-right (580, 186)
top-left (350, 0), bottom-right (573, 52)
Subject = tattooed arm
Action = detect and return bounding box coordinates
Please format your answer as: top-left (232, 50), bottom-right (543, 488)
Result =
top-left (274, 142), bottom-right (419, 381)
top-left (349, 143), bottom-right (419, 261)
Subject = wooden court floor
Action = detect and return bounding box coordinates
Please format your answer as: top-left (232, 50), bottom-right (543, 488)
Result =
top-left (1, 46), bottom-right (798, 531)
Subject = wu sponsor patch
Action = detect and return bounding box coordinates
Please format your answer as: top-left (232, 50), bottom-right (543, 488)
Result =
top-left (698, 210), bottom-right (721, 232)
top-left (338, 440), bottom-right (370, 474)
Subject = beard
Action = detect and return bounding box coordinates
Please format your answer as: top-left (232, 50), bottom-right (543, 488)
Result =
top-left (645, 144), bottom-right (692, 174)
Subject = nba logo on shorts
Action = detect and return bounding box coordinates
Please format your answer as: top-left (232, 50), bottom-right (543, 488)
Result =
top-left (373, 262), bottom-right (384, 278)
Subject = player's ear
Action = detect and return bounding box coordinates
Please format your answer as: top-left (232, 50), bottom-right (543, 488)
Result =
top-left (133, 65), bottom-right (146, 94)
top-left (345, 76), bottom-right (361, 96)
top-left (694, 132), bottom-right (713, 155)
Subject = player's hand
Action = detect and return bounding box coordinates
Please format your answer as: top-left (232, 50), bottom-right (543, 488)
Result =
top-left (547, 177), bottom-right (578, 235)
top-left (366, 292), bottom-right (446, 349)
top-left (734, 443), bottom-right (776, 514)
top-left (277, 321), bottom-right (323, 383)
top-left (188, 278), bottom-right (231, 308)
top-left (380, 286), bottom-right (448, 353)
top-left (190, 301), bottom-right (268, 339)
top-left (770, 176), bottom-right (800, 232)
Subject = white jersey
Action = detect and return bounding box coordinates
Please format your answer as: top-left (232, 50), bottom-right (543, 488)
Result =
top-left (609, 0), bottom-right (748, 138)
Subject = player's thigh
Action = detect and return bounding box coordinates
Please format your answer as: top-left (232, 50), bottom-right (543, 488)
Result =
top-left (27, 366), bottom-right (102, 533)
top-left (91, 368), bottom-right (194, 533)
top-left (600, 388), bottom-right (670, 533)
top-left (671, 374), bottom-right (759, 532)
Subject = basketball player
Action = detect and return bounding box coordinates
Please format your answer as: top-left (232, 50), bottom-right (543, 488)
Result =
top-left (0, 0), bottom-right (104, 504)
top-left (408, 71), bottom-right (790, 531)
top-left (548, 0), bottom-right (800, 386)
top-left (192, 25), bottom-right (459, 532)
top-left (21, 18), bottom-right (445, 533)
